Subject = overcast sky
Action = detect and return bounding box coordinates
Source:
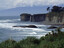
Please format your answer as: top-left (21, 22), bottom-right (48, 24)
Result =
top-left (0, 0), bottom-right (64, 10)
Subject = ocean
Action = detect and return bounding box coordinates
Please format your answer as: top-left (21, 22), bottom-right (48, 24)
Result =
top-left (0, 16), bottom-right (52, 42)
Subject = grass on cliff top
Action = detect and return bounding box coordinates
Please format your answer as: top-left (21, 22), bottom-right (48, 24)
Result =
top-left (0, 28), bottom-right (64, 48)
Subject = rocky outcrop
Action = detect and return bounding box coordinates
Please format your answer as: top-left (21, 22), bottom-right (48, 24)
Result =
top-left (47, 25), bottom-right (58, 29)
top-left (47, 24), bottom-right (64, 29)
top-left (13, 25), bottom-right (37, 28)
top-left (20, 12), bottom-right (64, 25)
top-left (31, 14), bottom-right (46, 22)
top-left (20, 13), bottom-right (46, 22)
top-left (20, 13), bottom-right (31, 21)
top-left (45, 12), bottom-right (64, 24)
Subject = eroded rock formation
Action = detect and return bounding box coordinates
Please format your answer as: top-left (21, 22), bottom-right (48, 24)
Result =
top-left (20, 13), bottom-right (46, 22)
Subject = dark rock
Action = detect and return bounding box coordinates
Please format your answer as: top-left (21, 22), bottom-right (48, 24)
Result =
top-left (26, 25), bottom-right (37, 28)
top-left (47, 26), bottom-right (58, 29)
top-left (20, 13), bottom-right (31, 21)
top-left (13, 25), bottom-right (37, 28)
top-left (20, 13), bottom-right (46, 22)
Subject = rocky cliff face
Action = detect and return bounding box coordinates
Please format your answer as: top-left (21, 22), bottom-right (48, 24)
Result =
top-left (45, 12), bottom-right (64, 24)
top-left (20, 12), bottom-right (64, 24)
top-left (31, 14), bottom-right (46, 22)
top-left (20, 13), bottom-right (31, 21)
top-left (20, 13), bottom-right (46, 22)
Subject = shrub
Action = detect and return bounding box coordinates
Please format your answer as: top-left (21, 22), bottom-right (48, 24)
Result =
top-left (0, 39), bottom-right (16, 48)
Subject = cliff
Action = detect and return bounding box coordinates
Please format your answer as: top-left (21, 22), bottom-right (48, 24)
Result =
top-left (20, 13), bottom-right (31, 21)
top-left (20, 13), bottom-right (46, 22)
top-left (20, 12), bottom-right (64, 24)
top-left (45, 12), bottom-right (64, 24)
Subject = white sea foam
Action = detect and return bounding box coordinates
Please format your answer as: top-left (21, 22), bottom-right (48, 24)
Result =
top-left (60, 28), bottom-right (64, 32)
top-left (0, 17), bottom-right (52, 42)
top-left (0, 19), bottom-right (20, 22)
top-left (0, 23), bottom-right (15, 28)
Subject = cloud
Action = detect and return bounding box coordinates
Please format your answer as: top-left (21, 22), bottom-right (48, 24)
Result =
top-left (0, 0), bottom-right (64, 10)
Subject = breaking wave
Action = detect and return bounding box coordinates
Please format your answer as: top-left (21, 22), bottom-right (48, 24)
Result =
top-left (0, 16), bottom-right (52, 42)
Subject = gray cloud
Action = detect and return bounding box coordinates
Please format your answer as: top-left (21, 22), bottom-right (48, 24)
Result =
top-left (0, 0), bottom-right (64, 10)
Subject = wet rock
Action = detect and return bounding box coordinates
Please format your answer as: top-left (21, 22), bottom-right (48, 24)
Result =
top-left (47, 26), bottom-right (58, 29)
top-left (13, 25), bottom-right (37, 28)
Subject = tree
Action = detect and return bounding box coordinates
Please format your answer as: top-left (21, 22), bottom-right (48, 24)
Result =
top-left (51, 6), bottom-right (64, 12)
top-left (47, 7), bottom-right (50, 12)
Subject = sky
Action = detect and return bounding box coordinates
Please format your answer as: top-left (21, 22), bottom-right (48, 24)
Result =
top-left (0, 0), bottom-right (64, 10)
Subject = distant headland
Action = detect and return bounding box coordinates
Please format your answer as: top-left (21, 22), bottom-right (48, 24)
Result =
top-left (20, 6), bottom-right (64, 25)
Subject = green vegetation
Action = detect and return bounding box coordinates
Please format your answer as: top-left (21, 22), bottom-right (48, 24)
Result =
top-left (47, 6), bottom-right (64, 13)
top-left (0, 29), bottom-right (64, 48)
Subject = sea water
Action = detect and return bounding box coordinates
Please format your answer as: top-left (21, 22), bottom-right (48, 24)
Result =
top-left (0, 16), bottom-right (52, 42)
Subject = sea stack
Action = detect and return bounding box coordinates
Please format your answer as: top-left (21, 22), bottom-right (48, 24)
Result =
top-left (20, 13), bottom-right (31, 21)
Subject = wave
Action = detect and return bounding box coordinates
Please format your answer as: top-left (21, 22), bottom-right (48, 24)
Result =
top-left (0, 17), bottom-right (53, 42)
top-left (0, 19), bottom-right (20, 23)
